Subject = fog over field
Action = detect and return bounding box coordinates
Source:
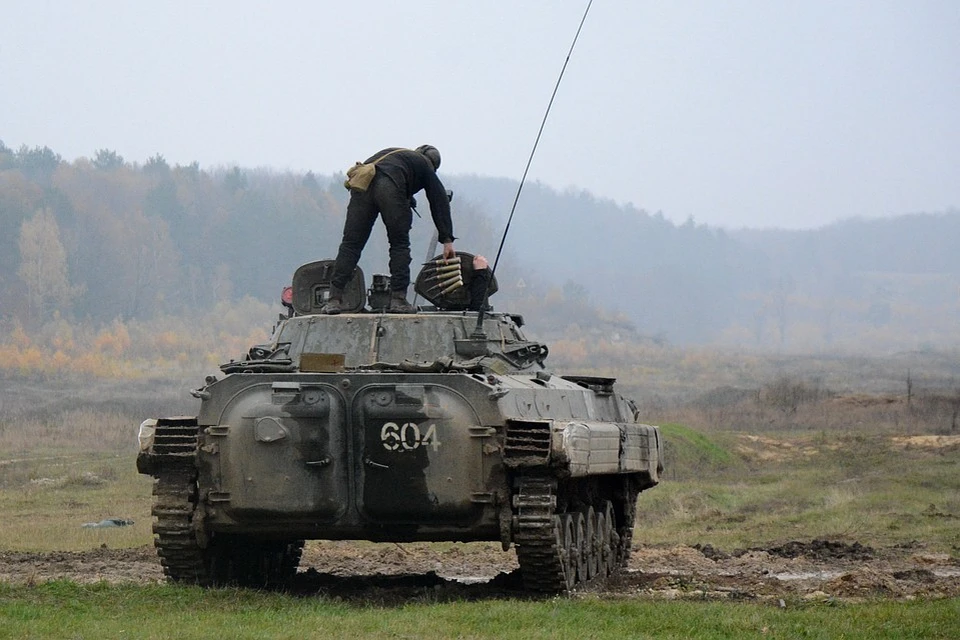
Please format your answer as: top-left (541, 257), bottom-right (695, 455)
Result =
top-left (2, 146), bottom-right (958, 352)
top-left (3, 8), bottom-right (960, 628)
top-left (1, 2), bottom-right (958, 365)
top-left (2, 1), bottom-right (958, 229)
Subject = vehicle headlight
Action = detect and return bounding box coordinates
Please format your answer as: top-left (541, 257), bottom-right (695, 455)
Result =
top-left (138, 419), bottom-right (157, 452)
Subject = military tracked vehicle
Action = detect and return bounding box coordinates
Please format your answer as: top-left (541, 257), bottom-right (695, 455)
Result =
top-left (137, 255), bottom-right (663, 592)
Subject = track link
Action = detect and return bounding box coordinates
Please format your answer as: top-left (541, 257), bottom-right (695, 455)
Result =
top-left (513, 475), bottom-right (641, 593)
top-left (513, 476), bottom-right (569, 592)
top-left (149, 421), bottom-right (303, 587)
top-left (615, 482), bottom-right (640, 566)
top-left (150, 421), bottom-right (212, 584)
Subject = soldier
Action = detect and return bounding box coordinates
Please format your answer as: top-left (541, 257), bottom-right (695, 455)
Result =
top-left (467, 254), bottom-right (493, 311)
top-left (322, 145), bottom-right (455, 314)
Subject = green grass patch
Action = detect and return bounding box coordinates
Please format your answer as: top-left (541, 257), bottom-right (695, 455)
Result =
top-left (0, 582), bottom-right (957, 640)
top-left (658, 422), bottom-right (738, 479)
top-left (3, 423), bottom-right (959, 555)
top-left (637, 426), bottom-right (960, 551)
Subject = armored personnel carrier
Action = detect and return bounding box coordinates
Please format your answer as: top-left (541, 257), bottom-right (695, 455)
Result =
top-left (137, 256), bottom-right (662, 592)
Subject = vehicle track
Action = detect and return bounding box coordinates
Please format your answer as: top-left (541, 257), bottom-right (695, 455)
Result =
top-left (2, 540), bottom-right (957, 603)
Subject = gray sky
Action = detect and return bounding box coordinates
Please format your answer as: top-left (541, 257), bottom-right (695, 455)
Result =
top-left (2, 1), bottom-right (958, 229)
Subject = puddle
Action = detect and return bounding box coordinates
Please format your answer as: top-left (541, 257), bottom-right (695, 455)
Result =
top-left (775, 568), bottom-right (960, 581)
top-left (449, 575), bottom-right (494, 584)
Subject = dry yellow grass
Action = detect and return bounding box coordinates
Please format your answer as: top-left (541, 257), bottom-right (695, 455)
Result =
top-left (889, 434), bottom-right (960, 451)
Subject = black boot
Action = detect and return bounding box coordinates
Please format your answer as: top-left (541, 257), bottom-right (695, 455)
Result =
top-left (320, 287), bottom-right (343, 315)
top-left (388, 292), bottom-right (416, 314)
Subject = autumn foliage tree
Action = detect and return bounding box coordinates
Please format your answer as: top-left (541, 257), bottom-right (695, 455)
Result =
top-left (17, 208), bottom-right (81, 324)
top-left (0, 139), bottom-right (957, 383)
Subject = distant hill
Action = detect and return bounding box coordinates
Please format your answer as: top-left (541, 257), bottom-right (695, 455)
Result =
top-left (1, 142), bottom-right (957, 351)
top-left (453, 177), bottom-right (960, 349)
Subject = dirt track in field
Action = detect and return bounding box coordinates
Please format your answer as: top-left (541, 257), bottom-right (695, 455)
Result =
top-left (2, 539), bottom-right (958, 603)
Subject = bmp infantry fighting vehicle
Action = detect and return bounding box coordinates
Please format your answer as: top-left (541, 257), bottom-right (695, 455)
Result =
top-left (137, 256), bottom-right (663, 592)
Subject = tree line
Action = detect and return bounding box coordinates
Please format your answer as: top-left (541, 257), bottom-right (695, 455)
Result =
top-left (2, 141), bottom-right (958, 358)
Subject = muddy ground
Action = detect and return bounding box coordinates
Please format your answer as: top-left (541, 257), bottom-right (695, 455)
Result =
top-left (2, 539), bottom-right (958, 603)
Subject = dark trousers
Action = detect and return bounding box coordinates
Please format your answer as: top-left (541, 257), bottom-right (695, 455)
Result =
top-left (331, 175), bottom-right (413, 293)
top-left (469, 269), bottom-right (492, 311)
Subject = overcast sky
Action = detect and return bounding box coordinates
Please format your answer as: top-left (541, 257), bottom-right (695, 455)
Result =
top-left (2, 1), bottom-right (958, 229)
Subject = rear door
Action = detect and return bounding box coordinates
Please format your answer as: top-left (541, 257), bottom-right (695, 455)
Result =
top-left (353, 380), bottom-right (487, 525)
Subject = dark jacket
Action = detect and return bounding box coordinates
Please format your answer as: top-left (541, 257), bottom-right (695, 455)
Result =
top-left (367, 148), bottom-right (454, 243)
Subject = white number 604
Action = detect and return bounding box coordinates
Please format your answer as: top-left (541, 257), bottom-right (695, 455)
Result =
top-left (380, 422), bottom-right (441, 452)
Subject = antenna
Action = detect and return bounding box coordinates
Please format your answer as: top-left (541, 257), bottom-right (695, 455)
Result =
top-left (471, 0), bottom-right (594, 338)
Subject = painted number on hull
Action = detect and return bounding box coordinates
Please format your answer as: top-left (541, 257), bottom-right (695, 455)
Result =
top-left (380, 422), bottom-right (441, 452)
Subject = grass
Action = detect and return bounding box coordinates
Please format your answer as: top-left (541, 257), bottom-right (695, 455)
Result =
top-left (0, 582), bottom-right (957, 640)
top-left (0, 453), bottom-right (154, 551)
top-left (0, 401), bottom-right (958, 555)
top-left (658, 422), bottom-right (736, 472)
top-left (2, 371), bottom-right (960, 638)
top-left (637, 426), bottom-right (960, 552)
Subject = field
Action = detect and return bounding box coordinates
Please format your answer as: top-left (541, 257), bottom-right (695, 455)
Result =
top-left (1, 350), bottom-right (959, 638)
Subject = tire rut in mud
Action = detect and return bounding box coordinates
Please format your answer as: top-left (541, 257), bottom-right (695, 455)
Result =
top-left (2, 541), bottom-right (958, 603)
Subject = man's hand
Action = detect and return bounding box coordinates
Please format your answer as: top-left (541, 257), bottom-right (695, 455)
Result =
top-left (442, 242), bottom-right (455, 260)
top-left (473, 255), bottom-right (489, 270)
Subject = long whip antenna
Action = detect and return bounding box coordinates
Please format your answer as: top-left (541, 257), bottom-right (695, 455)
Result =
top-left (474, 0), bottom-right (593, 334)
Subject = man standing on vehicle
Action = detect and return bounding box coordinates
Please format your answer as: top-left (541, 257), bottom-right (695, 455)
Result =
top-left (321, 145), bottom-right (455, 314)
